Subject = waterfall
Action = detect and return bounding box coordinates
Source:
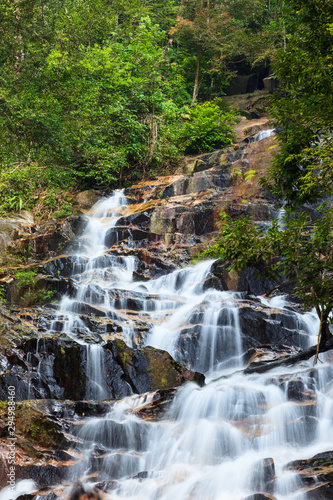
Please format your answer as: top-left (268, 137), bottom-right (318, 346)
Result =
top-left (28, 191), bottom-right (333, 499)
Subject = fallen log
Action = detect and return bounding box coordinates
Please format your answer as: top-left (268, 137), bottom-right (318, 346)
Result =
top-left (244, 338), bottom-right (333, 375)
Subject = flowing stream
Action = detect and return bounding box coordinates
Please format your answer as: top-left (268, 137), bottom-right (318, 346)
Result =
top-left (38, 192), bottom-right (333, 499)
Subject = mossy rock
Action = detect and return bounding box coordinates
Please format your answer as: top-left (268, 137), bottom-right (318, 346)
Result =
top-left (15, 400), bottom-right (64, 448)
top-left (114, 340), bottom-right (205, 393)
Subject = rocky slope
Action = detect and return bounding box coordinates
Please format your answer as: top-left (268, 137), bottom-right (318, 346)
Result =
top-left (0, 128), bottom-right (332, 500)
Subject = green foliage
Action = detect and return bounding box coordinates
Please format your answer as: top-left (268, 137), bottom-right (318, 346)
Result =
top-left (201, 213), bottom-right (280, 273)
top-left (179, 101), bottom-right (237, 154)
top-left (0, 2), bottom-right (189, 191)
top-left (0, 285), bottom-right (6, 304)
top-left (202, 208), bottom-right (333, 355)
top-left (244, 169), bottom-right (256, 181)
top-left (53, 204), bottom-right (72, 219)
top-left (14, 270), bottom-right (56, 305)
top-left (265, 0), bottom-right (333, 206)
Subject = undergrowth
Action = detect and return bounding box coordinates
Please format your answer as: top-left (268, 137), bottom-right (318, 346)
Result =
top-left (0, 162), bottom-right (77, 222)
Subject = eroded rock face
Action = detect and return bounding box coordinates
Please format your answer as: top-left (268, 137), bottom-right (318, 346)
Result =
top-left (0, 336), bottom-right (205, 403)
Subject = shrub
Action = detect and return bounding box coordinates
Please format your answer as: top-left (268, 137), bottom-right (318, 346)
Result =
top-left (179, 101), bottom-right (237, 154)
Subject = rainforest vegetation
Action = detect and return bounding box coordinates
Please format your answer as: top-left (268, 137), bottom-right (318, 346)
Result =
top-left (0, 0), bottom-right (288, 216)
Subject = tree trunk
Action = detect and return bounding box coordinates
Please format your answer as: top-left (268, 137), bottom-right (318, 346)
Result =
top-left (314, 309), bottom-right (331, 364)
top-left (192, 53), bottom-right (202, 105)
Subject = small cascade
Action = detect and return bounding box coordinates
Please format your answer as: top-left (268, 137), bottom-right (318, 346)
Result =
top-left (245, 128), bottom-right (276, 144)
top-left (17, 190), bottom-right (333, 499)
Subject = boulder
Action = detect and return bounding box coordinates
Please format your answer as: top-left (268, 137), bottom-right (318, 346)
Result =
top-left (14, 219), bottom-right (77, 259)
top-left (105, 340), bottom-right (205, 394)
top-left (74, 190), bottom-right (103, 209)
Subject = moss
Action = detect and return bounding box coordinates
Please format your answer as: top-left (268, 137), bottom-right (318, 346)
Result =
top-left (145, 349), bottom-right (182, 390)
top-left (16, 402), bottom-right (63, 448)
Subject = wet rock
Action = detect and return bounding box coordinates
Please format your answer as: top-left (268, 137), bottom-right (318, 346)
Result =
top-left (133, 389), bottom-right (176, 421)
top-left (238, 265), bottom-right (278, 296)
top-left (18, 338), bottom-right (86, 400)
top-left (116, 208), bottom-right (153, 231)
top-left (150, 196), bottom-right (215, 238)
top-left (14, 219), bottom-right (77, 260)
top-left (0, 232), bottom-right (11, 253)
top-left (0, 211), bottom-right (34, 238)
top-left (43, 255), bottom-right (89, 277)
top-left (74, 401), bottom-right (111, 417)
top-left (7, 274), bottom-right (69, 307)
top-left (106, 340), bottom-right (205, 394)
top-left (11, 463), bottom-right (73, 489)
top-left (238, 301), bottom-right (312, 351)
top-left (137, 250), bottom-right (177, 277)
top-left (15, 400), bottom-right (69, 448)
top-left (211, 260), bottom-right (279, 296)
top-left (244, 344), bottom-right (303, 368)
top-left (105, 226), bottom-right (160, 248)
top-left (250, 458), bottom-right (276, 494)
top-left (0, 304), bottom-right (37, 354)
top-left (242, 495), bottom-right (277, 500)
top-left (285, 452), bottom-right (333, 499)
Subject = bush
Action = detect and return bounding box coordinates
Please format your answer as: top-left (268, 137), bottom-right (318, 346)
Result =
top-left (179, 101), bottom-right (237, 154)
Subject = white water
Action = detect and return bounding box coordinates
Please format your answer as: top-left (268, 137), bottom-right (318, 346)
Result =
top-left (46, 191), bottom-right (333, 499)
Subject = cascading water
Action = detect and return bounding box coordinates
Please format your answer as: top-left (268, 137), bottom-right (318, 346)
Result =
top-left (41, 191), bottom-right (332, 499)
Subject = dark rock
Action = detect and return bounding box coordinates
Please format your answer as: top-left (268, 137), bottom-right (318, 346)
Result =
top-left (74, 400), bottom-right (111, 417)
top-left (133, 389), bottom-right (176, 421)
top-left (238, 302), bottom-right (312, 351)
top-left (14, 463), bottom-right (73, 489)
top-left (105, 341), bottom-right (205, 395)
top-left (238, 265), bottom-right (278, 296)
top-left (14, 219), bottom-right (77, 260)
top-left (250, 457), bottom-right (276, 494)
top-left (43, 255), bottom-right (89, 278)
top-left (242, 495), bottom-right (277, 500)
top-left (285, 452), bottom-right (333, 498)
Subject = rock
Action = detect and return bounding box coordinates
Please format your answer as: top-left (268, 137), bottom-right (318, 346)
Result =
top-left (0, 212), bottom-right (34, 254)
top-left (0, 211), bottom-right (34, 236)
top-left (285, 452), bottom-right (333, 499)
top-left (43, 255), bottom-right (89, 277)
top-left (7, 274), bottom-right (65, 307)
top-left (244, 344), bottom-right (303, 368)
top-left (210, 261), bottom-right (280, 296)
top-left (15, 400), bottom-right (68, 448)
top-left (2, 336), bottom-right (205, 402)
top-left (106, 340), bottom-right (205, 394)
top-left (238, 300), bottom-right (313, 351)
top-left (242, 495), bottom-right (277, 500)
top-left (263, 75), bottom-right (278, 93)
top-left (14, 219), bottom-right (77, 259)
top-left (132, 389), bottom-right (177, 421)
top-left (74, 190), bottom-right (103, 209)
top-left (0, 233), bottom-right (11, 253)
top-left (250, 457), bottom-right (276, 494)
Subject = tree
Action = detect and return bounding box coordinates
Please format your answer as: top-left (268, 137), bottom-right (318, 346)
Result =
top-left (202, 209), bottom-right (333, 362)
top-left (171, 0), bottom-right (234, 104)
top-left (265, 0), bottom-right (333, 206)
top-left (0, 0), bottom-right (188, 189)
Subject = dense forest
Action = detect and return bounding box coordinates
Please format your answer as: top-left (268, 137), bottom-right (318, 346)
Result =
top-left (0, 0), bottom-right (293, 215)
